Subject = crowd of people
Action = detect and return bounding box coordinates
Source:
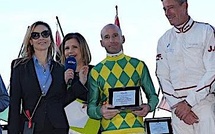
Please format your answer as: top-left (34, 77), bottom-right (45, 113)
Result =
top-left (0, 0), bottom-right (214, 134)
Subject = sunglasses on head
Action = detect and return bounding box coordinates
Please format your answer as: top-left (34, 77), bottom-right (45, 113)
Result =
top-left (31, 30), bottom-right (50, 40)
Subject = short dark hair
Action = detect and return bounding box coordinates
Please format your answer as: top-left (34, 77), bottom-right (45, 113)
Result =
top-left (161, 0), bottom-right (187, 5)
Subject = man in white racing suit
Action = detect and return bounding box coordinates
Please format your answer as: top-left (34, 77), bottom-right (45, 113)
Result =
top-left (156, 0), bottom-right (215, 134)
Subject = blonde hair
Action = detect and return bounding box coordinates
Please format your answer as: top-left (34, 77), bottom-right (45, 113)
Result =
top-left (21, 21), bottom-right (55, 60)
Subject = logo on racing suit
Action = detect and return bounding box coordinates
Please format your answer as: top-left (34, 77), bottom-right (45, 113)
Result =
top-left (208, 45), bottom-right (215, 52)
top-left (156, 54), bottom-right (163, 61)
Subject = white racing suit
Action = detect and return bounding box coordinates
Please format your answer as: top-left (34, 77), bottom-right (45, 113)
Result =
top-left (156, 17), bottom-right (215, 134)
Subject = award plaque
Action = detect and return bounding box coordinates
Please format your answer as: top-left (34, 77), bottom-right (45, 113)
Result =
top-left (144, 117), bottom-right (173, 134)
top-left (108, 86), bottom-right (142, 111)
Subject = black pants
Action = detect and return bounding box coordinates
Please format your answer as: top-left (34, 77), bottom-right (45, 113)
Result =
top-left (34, 117), bottom-right (69, 134)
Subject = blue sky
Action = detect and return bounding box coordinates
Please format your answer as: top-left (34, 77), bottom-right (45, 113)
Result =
top-left (0, 0), bottom-right (214, 117)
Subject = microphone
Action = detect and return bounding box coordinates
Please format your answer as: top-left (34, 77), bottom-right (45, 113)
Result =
top-left (65, 56), bottom-right (77, 85)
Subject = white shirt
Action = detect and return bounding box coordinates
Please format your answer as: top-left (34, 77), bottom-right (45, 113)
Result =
top-left (156, 17), bottom-right (215, 109)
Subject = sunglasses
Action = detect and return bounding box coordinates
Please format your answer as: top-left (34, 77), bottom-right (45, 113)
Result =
top-left (31, 30), bottom-right (50, 40)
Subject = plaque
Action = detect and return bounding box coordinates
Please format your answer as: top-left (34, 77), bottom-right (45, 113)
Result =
top-left (108, 86), bottom-right (142, 111)
top-left (144, 117), bottom-right (173, 134)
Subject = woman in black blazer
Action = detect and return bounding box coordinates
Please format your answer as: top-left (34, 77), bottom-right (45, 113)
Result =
top-left (8, 21), bottom-right (87, 134)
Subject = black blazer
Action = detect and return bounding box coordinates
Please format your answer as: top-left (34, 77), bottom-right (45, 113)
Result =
top-left (8, 58), bottom-right (87, 133)
top-left (72, 65), bottom-right (94, 102)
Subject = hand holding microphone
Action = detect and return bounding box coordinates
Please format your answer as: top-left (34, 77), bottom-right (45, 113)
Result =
top-left (79, 66), bottom-right (89, 85)
top-left (64, 56), bottom-right (77, 85)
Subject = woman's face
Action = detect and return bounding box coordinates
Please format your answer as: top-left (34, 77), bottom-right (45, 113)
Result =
top-left (30, 25), bottom-right (51, 53)
top-left (64, 38), bottom-right (82, 64)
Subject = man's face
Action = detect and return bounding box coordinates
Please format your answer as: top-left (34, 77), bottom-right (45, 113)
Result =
top-left (100, 25), bottom-right (123, 54)
top-left (162, 0), bottom-right (188, 26)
